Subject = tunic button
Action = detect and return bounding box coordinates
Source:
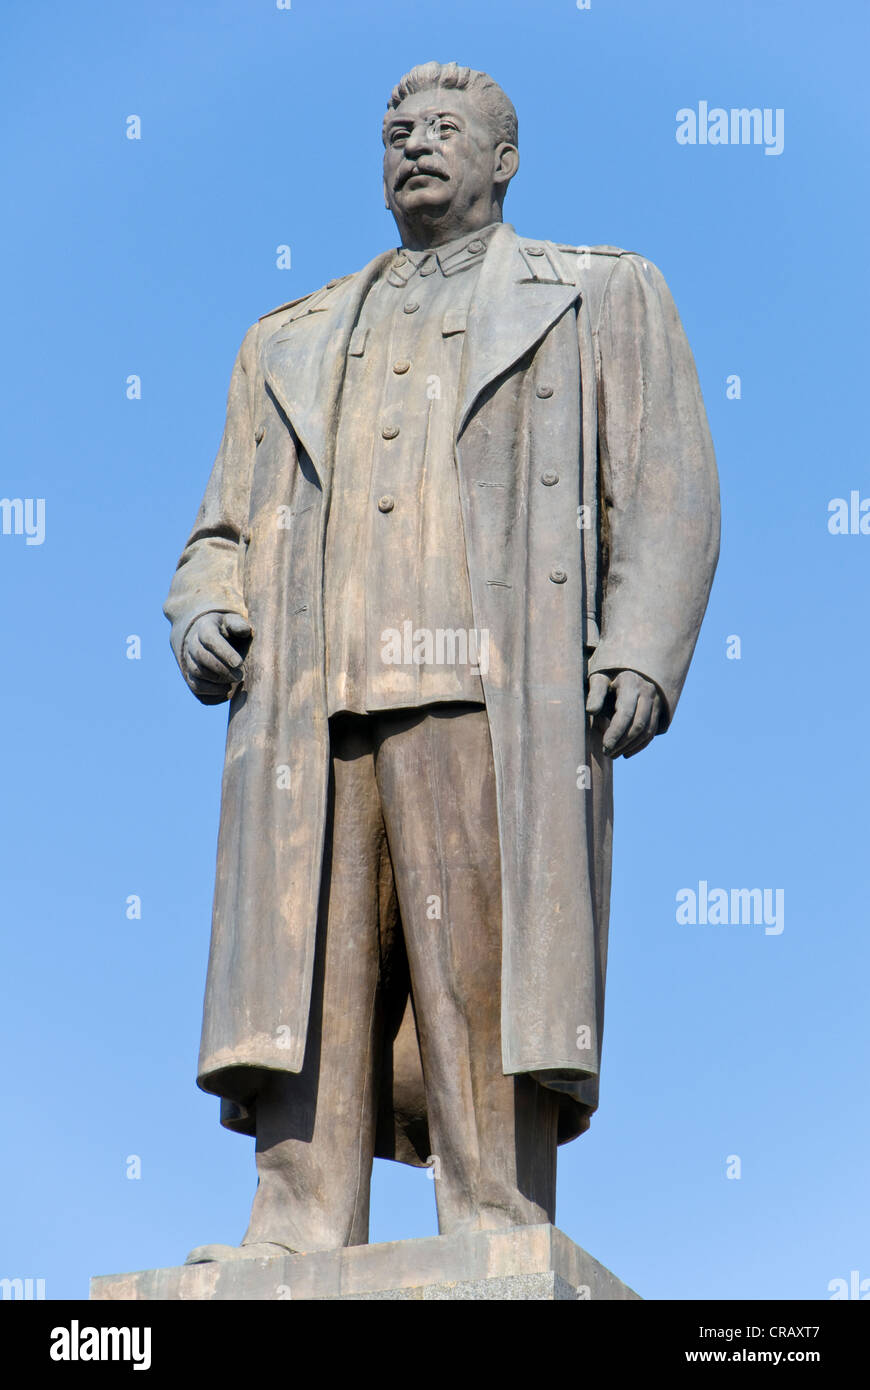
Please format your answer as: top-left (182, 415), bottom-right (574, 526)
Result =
top-left (467, 239), bottom-right (485, 253)
top-left (403, 300), bottom-right (420, 313)
top-left (541, 470), bottom-right (559, 486)
top-left (254, 424), bottom-right (265, 443)
top-left (536, 384), bottom-right (554, 398)
top-left (381, 423), bottom-right (400, 439)
top-left (549, 567), bottom-right (568, 584)
top-left (378, 495), bottom-right (395, 513)
top-left (525, 245), bottom-right (545, 256)
top-left (393, 359), bottom-right (411, 374)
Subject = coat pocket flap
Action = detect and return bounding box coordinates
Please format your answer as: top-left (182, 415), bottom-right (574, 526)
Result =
top-left (348, 325), bottom-right (368, 356)
top-left (442, 308), bottom-right (467, 336)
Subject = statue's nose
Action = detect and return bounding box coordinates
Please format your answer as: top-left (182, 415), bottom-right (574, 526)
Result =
top-left (404, 125), bottom-right (435, 158)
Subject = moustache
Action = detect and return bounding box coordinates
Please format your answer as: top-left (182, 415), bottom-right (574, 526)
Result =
top-left (396, 163), bottom-right (449, 189)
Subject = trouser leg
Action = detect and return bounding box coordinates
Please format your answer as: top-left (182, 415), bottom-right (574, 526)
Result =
top-left (373, 704), bottom-right (560, 1234)
top-left (242, 715), bottom-right (392, 1252)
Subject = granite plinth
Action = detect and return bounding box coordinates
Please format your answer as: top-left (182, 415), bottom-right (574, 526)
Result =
top-left (90, 1224), bottom-right (640, 1301)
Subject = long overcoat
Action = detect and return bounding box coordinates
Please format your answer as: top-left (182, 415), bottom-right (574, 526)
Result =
top-left (164, 222), bottom-right (720, 1159)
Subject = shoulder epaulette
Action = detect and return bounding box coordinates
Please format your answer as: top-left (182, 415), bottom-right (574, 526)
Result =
top-left (259, 292), bottom-right (315, 322)
top-left (258, 273), bottom-right (354, 323)
top-left (554, 242), bottom-right (630, 258)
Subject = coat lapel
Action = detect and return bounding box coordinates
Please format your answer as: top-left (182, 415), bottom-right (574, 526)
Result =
top-left (263, 225), bottom-right (580, 475)
top-left (263, 248), bottom-right (393, 483)
top-left (457, 222), bottom-right (581, 435)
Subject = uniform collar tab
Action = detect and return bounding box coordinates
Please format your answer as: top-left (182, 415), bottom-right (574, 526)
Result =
top-left (391, 221), bottom-right (503, 281)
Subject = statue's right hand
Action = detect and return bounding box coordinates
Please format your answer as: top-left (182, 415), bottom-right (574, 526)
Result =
top-left (181, 612), bottom-right (253, 704)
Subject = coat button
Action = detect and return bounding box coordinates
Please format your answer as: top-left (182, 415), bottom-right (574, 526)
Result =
top-left (541, 470), bottom-right (559, 486)
top-left (254, 424), bottom-right (265, 444)
top-left (536, 384), bottom-right (554, 398)
top-left (525, 245), bottom-right (545, 256)
top-left (549, 567), bottom-right (568, 584)
top-left (381, 423), bottom-right (400, 439)
top-left (377, 495), bottom-right (395, 513)
top-left (467, 239), bottom-right (485, 253)
top-left (403, 300), bottom-right (420, 314)
top-left (393, 359), bottom-right (411, 374)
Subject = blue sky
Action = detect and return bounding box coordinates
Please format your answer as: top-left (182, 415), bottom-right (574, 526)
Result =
top-left (1, 0), bottom-right (867, 1300)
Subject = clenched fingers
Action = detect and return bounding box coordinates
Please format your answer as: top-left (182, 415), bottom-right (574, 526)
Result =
top-left (616, 689), bottom-right (662, 758)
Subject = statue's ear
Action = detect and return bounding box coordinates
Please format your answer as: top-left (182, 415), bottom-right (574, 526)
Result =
top-left (494, 142), bottom-right (519, 189)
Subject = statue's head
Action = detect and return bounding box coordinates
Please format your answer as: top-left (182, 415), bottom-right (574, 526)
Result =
top-left (382, 61), bottom-right (519, 249)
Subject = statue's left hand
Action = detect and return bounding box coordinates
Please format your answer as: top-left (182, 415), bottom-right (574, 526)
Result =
top-left (586, 669), bottom-right (663, 759)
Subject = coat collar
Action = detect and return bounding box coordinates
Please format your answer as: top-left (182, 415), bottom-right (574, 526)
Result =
top-left (262, 223), bottom-right (580, 482)
top-left (263, 247), bottom-right (393, 484)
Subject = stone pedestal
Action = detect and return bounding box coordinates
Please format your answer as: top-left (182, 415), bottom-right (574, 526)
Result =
top-left (91, 1224), bottom-right (640, 1301)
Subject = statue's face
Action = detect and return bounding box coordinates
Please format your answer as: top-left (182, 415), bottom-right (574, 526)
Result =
top-left (383, 87), bottom-right (508, 227)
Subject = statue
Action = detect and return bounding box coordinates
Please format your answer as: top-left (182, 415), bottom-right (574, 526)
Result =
top-left (164, 61), bottom-right (720, 1262)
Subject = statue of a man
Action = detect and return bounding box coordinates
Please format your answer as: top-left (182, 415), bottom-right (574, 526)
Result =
top-left (164, 61), bottom-right (719, 1262)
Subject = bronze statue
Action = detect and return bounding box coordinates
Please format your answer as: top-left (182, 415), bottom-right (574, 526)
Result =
top-left (164, 61), bottom-right (720, 1261)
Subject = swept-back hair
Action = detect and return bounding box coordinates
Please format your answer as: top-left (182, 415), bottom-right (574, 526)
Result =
top-left (382, 61), bottom-right (518, 147)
